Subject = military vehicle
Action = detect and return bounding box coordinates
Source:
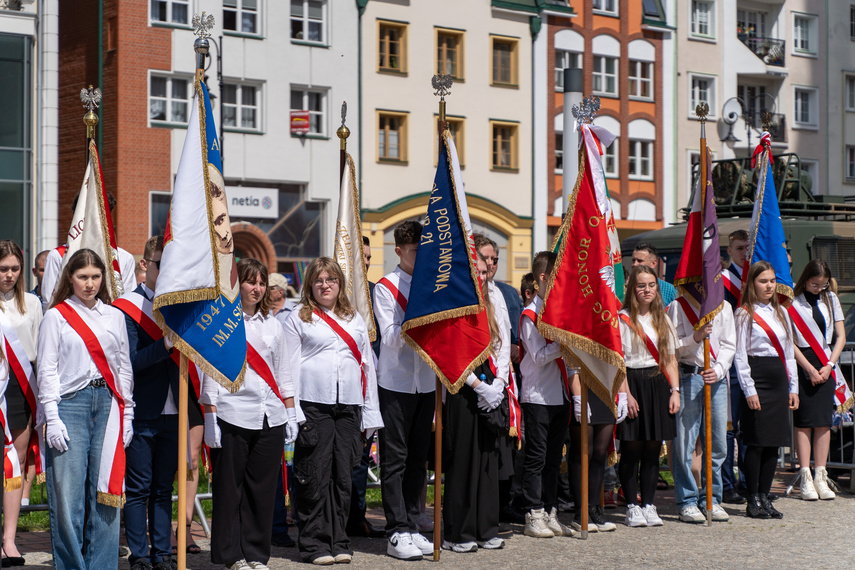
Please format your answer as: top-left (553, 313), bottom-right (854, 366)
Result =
top-left (620, 153), bottom-right (855, 314)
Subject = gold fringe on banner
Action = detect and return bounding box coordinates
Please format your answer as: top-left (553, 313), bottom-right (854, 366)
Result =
top-left (97, 491), bottom-right (126, 508)
top-left (837, 394), bottom-right (854, 414)
top-left (88, 141), bottom-right (120, 301)
top-left (4, 475), bottom-right (22, 492)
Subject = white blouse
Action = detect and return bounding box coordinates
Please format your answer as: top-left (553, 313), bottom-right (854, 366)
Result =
top-left (200, 310), bottom-right (295, 430)
top-left (791, 292), bottom-right (843, 348)
top-left (0, 290), bottom-right (43, 362)
top-left (734, 303), bottom-right (798, 397)
top-left (619, 310), bottom-right (677, 369)
top-left (519, 295), bottom-right (566, 406)
top-left (283, 305), bottom-right (382, 431)
top-left (37, 295), bottom-right (134, 408)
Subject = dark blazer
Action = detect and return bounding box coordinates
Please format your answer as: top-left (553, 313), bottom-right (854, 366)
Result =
top-left (123, 286), bottom-right (180, 421)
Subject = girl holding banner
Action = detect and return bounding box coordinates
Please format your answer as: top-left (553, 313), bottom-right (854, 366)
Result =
top-left (37, 249), bottom-right (134, 570)
top-left (617, 266), bottom-right (680, 528)
top-left (0, 240), bottom-right (43, 566)
top-left (734, 261), bottom-right (799, 519)
top-left (283, 257), bottom-right (383, 566)
top-left (790, 260), bottom-right (846, 501)
top-left (201, 258), bottom-right (298, 570)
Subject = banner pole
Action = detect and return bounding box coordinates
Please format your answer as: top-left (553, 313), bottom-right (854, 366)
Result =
top-left (704, 340), bottom-right (713, 526)
top-left (337, 102), bottom-right (349, 181)
top-left (177, 353), bottom-right (189, 570)
top-left (580, 384), bottom-right (589, 540)
top-left (433, 377), bottom-right (442, 561)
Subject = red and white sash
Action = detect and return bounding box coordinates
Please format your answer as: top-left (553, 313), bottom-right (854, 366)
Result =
top-left (519, 309), bottom-right (571, 400)
top-left (788, 300), bottom-right (854, 413)
top-left (377, 277), bottom-right (407, 312)
top-left (722, 267), bottom-right (742, 304)
top-left (313, 309), bottom-right (367, 398)
top-left (0, 339), bottom-right (22, 491)
top-left (619, 313), bottom-right (671, 383)
top-left (749, 310), bottom-right (788, 368)
top-left (55, 301), bottom-right (127, 507)
top-left (486, 355), bottom-right (522, 439)
top-left (675, 296), bottom-right (719, 361)
top-left (0, 311), bottom-right (44, 481)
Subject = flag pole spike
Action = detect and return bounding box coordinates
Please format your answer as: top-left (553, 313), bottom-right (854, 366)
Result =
top-left (81, 85), bottom-right (101, 163)
top-left (192, 12), bottom-right (214, 79)
top-left (337, 102), bottom-right (350, 178)
top-left (432, 74), bottom-right (453, 129)
top-left (761, 111), bottom-right (773, 133)
top-left (571, 95), bottom-right (601, 125)
top-left (695, 102), bottom-right (709, 140)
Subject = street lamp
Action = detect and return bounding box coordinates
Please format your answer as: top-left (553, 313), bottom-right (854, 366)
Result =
top-left (720, 94), bottom-right (777, 149)
top-left (197, 34), bottom-right (225, 164)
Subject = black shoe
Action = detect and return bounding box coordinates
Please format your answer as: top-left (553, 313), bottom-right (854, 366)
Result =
top-left (271, 532), bottom-right (297, 547)
top-left (153, 560), bottom-right (178, 570)
top-left (345, 519), bottom-right (385, 538)
top-left (759, 494), bottom-right (783, 519)
top-left (722, 488), bottom-right (746, 504)
top-left (746, 494), bottom-right (771, 519)
top-left (499, 507), bottom-right (526, 525)
top-left (1, 557), bottom-right (25, 568)
top-left (766, 492), bottom-right (779, 502)
top-left (129, 559), bottom-right (153, 570)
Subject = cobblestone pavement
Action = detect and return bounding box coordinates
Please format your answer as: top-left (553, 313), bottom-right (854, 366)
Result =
top-left (15, 469), bottom-right (852, 569)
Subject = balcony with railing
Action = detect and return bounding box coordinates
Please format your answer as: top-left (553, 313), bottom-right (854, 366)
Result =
top-left (738, 33), bottom-right (786, 68)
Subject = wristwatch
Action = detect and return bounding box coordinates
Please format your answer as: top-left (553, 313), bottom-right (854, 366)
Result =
top-left (670, 386), bottom-right (681, 393)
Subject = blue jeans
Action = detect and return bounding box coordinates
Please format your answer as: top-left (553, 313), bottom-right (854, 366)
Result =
top-left (673, 372), bottom-right (727, 508)
top-left (723, 378), bottom-right (747, 492)
top-left (46, 385), bottom-right (120, 570)
top-left (124, 415), bottom-right (179, 564)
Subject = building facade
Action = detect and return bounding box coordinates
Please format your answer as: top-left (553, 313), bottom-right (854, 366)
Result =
top-left (828, 2), bottom-right (855, 196)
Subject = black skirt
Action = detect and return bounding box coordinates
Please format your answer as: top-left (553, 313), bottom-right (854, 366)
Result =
top-left (569, 388), bottom-right (616, 427)
top-left (4, 370), bottom-right (32, 431)
top-left (793, 347), bottom-right (835, 428)
top-left (617, 366), bottom-right (675, 442)
top-left (740, 356), bottom-right (790, 447)
top-left (188, 386), bottom-right (204, 428)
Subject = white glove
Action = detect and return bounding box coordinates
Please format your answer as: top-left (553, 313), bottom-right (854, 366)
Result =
top-left (572, 395), bottom-right (591, 423)
top-left (474, 381), bottom-right (504, 411)
top-left (284, 407), bottom-right (299, 444)
top-left (616, 393), bottom-right (628, 424)
top-left (363, 428), bottom-right (377, 442)
top-left (123, 421), bottom-right (134, 448)
top-left (35, 403), bottom-right (46, 428)
top-left (164, 335), bottom-right (173, 350)
top-left (44, 403), bottom-right (70, 452)
top-left (204, 412), bottom-right (222, 448)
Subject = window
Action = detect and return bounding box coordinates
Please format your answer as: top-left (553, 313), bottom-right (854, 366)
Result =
top-left (737, 9), bottom-right (766, 37)
top-left (555, 133), bottom-right (563, 172)
top-left (793, 14), bottom-right (817, 54)
top-left (847, 75), bottom-right (855, 111)
top-left (629, 140), bottom-right (653, 180)
top-left (793, 87), bottom-right (817, 128)
top-left (592, 56), bottom-right (618, 96)
top-left (851, 6), bottom-right (855, 40)
top-left (628, 61), bottom-right (653, 99)
top-left (554, 50), bottom-right (581, 90)
top-left (604, 139), bottom-right (617, 178)
top-left (151, 0), bottom-right (188, 25)
top-left (690, 75), bottom-right (716, 116)
top-left (377, 111), bottom-right (408, 162)
top-left (290, 0), bottom-right (326, 43)
top-left (223, 84), bottom-right (260, 131)
top-left (149, 75), bottom-right (190, 125)
top-left (490, 121), bottom-right (519, 171)
top-left (378, 21), bottom-right (408, 74)
top-left (847, 146), bottom-right (855, 180)
top-left (290, 88), bottom-right (326, 135)
top-left (436, 116), bottom-right (465, 166)
top-left (691, 0), bottom-right (715, 39)
top-left (491, 36), bottom-right (519, 87)
top-left (224, 0), bottom-right (259, 35)
top-left (436, 29), bottom-right (464, 80)
top-left (593, 0), bottom-right (617, 15)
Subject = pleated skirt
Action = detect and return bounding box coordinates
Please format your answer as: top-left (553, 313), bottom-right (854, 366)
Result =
top-left (617, 366), bottom-right (675, 442)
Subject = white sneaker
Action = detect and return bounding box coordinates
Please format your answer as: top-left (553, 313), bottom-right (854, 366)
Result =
top-left (711, 504), bottom-right (730, 522)
top-left (387, 532), bottom-right (424, 561)
top-left (226, 560), bottom-right (251, 570)
top-left (311, 556), bottom-right (334, 566)
top-left (813, 467), bottom-right (836, 500)
top-left (441, 539), bottom-right (478, 553)
top-left (546, 507), bottom-right (576, 536)
top-left (625, 505), bottom-right (647, 527)
top-left (642, 504), bottom-right (663, 526)
top-left (410, 533), bottom-right (433, 556)
top-left (524, 508), bottom-right (554, 538)
top-left (679, 505), bottom-right (705, 523)
top-left (800, 467), bottom-right (819, 500)
top-left (333, 554), bottom-right (352, 564)
top-left (248, 563), bottom-right (270, 570)
top-left (476, 537), bottom-right (505, 549)
top-left (416, 513), bottom-right (434, 533)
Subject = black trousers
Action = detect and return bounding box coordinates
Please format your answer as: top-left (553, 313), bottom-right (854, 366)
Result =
top-left (521, 403), bottom-right (570, 512)
top-left (293, 402), bottom-right (362, 563)
top-left (442, 387), bottom-right (499, 543)
top-left (210, 417), bottom-right (284, 566)
top-left (379, 388), bottom-right (435, 536)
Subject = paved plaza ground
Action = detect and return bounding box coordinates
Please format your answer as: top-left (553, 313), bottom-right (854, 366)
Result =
top-left (14, 468), bottom-right (852, 569)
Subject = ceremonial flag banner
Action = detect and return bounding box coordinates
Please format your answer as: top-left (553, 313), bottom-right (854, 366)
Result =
top-left (335, 153), bottom-right (376, 341)
top-left (61, 141), bottom-right (124, 300)
top-left (538, 123), bottom-right (625, 412)
top-left (153, 78), bottom-right (247, 391)
top-left (745, 133), bottom-right (793, 299)
top-left (401, 132), bottom-right (491, 393)
top-left (674, 149), bottom-right (725, 326)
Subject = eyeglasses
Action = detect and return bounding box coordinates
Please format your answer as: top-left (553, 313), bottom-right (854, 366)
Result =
top-left (490, 256), bottom-right (499, 264)
top-left (145, 259), bottom-right (161, 270)
top-left (313, 277), bottom-right (339, 287)
top-left (807, 281), bottom-right (829, 291)
top-left (635, 283), bottom-right (657, 291)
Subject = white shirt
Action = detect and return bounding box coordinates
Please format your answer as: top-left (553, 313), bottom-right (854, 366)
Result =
top-left (374, 266), bottom-right (435, 394)
top-left (37, 295), bottom-right (134, 409)
top-left (791, 292), bottom-right (843, 348)
top-left (42, 246), bottom-right (137, 311)
top-left (619, 310), bottom-right (677, 369)
top-left (487, 280), bottom-right (511, 387)
top-left (667, 299), bottom-right (736, 380)
top-left (0, 290), bottom-right (43, 362)
top-left (200, 310), bottom-right (294, 430)
top-left (734, 303), bottom-right (798, 397)
top-left (519, 296), bottom-right (566, 406)
top-left (283, 305), bottom-right (383, 431)
top-left (0, 327), bottom-right (8, 387)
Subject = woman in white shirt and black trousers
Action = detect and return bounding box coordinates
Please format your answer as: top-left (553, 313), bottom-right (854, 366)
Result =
top-left (201, 258), bottom-right (299, 570)
top-left (734, 260), bottom-right (799, 519)
top-left (283, 257), bottom-right (383, 566)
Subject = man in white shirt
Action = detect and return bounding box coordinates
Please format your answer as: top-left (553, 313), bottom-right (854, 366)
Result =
top-left (667, 297), bottom-right (736, 524)
top-left (374, 221), bottom-right (435, 560)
